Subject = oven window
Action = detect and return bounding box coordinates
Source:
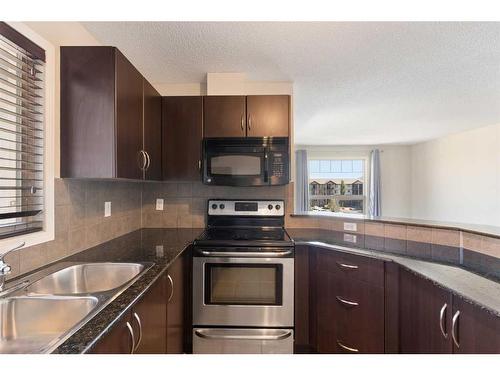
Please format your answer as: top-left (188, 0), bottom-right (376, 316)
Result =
top-left (210, 155), bottom-right (261, 176)
top-left (205, 264), bottom-right (283, 305)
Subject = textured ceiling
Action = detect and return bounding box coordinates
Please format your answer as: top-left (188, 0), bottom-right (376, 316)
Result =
top-left (82, 22), bottom-right (500, 145)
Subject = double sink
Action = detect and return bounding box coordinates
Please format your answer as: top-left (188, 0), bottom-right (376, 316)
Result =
top-left (0, 262), bottom-right (153, 354)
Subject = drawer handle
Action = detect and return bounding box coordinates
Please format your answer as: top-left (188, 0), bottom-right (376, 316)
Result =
top-left (452, 310), bottom-right (460, 348)
top-left (337, 340), bottom-right (359, 353)
top-left (336, 261), bottom-right (358, 270)
top-left (439, 303), bottom-right (448, 339)
top-left (336, 296), bottom-right (359, 308)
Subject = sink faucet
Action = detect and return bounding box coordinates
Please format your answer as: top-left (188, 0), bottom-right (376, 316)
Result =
top-left (0, 242), bottom-right (25, 292)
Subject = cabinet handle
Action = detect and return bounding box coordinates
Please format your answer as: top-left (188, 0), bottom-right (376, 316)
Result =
top-left (126, 321), bottom-right (136, 354)
top-left (336, 296), bottom-right (359, 308)
top-left (336, 261), bottom-right (358, 270)
top-left (198, 160), bottom-right (202, 171)
top-left (452, 310), bottom-right (460, 348)
top-left (337, 340), bottom-right (359, 353)
top-left (144, 151), bottom-right (151, 171)
top-left (240, 115), bottom-right (245, 133)
top-left (439, 303), bottom-right (448, 339)
top-left (133, 312), bottom-right (143, 351)
top-left (138, 150), bottom-right (147, 171)
top-left (167, 274), bottom-right (174, 302)
top-left (248, 114), bottom-right (252, 132)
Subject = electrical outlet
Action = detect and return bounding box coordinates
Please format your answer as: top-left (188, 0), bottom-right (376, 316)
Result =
top-left (344, 222), bottom-right (357, 232)
top-left (104, 201), bottom-right (111, 217)
top-left (155, 245), bottom-right (164, 257)
top-left (156, 198), bottom-right (164, 211)
top-left (344, 233), bottom-right (357, 243)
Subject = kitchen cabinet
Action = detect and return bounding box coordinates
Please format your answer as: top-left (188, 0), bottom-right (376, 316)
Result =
top-left (399, 268), bottom-right (453, 353)
top-left (166, 253), bottom-right (187, 353)
top-left (451, 295), bottom-right (500, 353)
top-left (204, 96), bottom-right (246, 137)
top-left (162, 96), bottom-right (203, 181)
top-left (90, 273), bottom-right (168, 354)
top-left (131, 273), bottom-right (168, 354)
top-left (61, 46), bottom-right (161, 180)
top-left (203, 95), bottom-right (290, 138)
top-left (312, 247), bottom-right (385, 354)
top-left (246, 95), bottom-right (289, 137)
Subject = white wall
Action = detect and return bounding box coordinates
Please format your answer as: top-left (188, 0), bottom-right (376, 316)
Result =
top-left (297, 145), bottom-right (412, 218)
top-left (411, 123), bottom-right (500, 226)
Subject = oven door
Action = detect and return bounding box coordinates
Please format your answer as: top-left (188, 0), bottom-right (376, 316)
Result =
top-left (203, 139), bottom-right (268, 186)
top-left (193, 256), bottom-right (294, 327)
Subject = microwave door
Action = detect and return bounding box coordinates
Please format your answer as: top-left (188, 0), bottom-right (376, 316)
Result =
top-left (205, 150), bottom-right (267, 186)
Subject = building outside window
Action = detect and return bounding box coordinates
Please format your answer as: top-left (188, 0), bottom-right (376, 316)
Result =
top-left (308, 158), bottom-right (366, 214)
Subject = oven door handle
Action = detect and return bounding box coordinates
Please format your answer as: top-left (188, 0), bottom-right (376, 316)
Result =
top-left (197, 249), bottom-right (292, 257)
top-left (194, 329), bottom-right (292, 341)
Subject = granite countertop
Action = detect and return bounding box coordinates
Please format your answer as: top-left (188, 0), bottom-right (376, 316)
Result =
top-left (46, 228), bottom-right (203, 354)
top-left (289, 228), bottom-right (500, 318)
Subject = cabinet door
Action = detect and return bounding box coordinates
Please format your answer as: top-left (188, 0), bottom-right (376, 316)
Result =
top-left (452, 296), bottom-right (500, 354)
top-left (90, 311), bottom-right (134, 354)
top-left (115, 50), bottom-right (144, 179)
top-left (143, 80), bottom-right (162, 180)
top-left (132, 273), bottom-right (168, 354)
top-left (399, 268), bottom-right (453, 353)
top-left (203, 96), bottom-right (246, 137)
top-left (163, 96), bottom-right (203, 180)
top-left (246, 95), bottom-right (289, 137)
top-left (166, 255), bottom-right (186, 353)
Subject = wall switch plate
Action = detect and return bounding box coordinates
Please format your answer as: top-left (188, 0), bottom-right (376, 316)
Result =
top-left (344, 233), bottom-right (357, 243)
top-left (344, 222), bottom-right (357, 231)
top-left (104, 201), bottom-right (111, 217)
top-left (156, 198), bottom-right (164, 211)
top-left (156, 245), bottom-right (164, 257)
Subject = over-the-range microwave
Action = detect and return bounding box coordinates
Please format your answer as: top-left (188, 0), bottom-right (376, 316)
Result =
top-left (202, 137), bottom-right (290, 186)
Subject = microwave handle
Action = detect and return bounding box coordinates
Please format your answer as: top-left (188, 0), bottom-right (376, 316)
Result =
top-left (264, 150), bottom-right (269, 183)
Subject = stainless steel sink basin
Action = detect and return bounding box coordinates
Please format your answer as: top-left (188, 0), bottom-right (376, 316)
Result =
top-left (26, 262), bottom-right (146, 295)
top-left (0, 295), bottom-right (98, 353)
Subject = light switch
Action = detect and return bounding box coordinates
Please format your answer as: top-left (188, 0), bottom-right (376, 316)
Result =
top-left (156, 198), bottom-right (164, 211)
top-left (344, 233), bottom-right (357, 243)
top-left (344, 222), bottom-right (357, 231)
top-left (104, 201), bottom-right (111, 217)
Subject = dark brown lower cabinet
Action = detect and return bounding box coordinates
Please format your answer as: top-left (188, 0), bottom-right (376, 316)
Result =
top-left (166, 253), bottom-right (186, 353)
top-left (399, 268), bottom-right (453, 353)
top-left (450, 293), bottom-right (500, 353)
top-left (312, 247), bottom-right (385, 354)
top-left (90, 273), bottom-right (168, 354)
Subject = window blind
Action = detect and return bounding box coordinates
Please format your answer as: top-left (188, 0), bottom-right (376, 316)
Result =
top-left (0, 23), bottom-right (45, 239)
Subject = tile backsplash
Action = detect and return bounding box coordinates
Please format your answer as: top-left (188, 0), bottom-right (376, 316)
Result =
top-left (5, 178), bottom-right (142, 280)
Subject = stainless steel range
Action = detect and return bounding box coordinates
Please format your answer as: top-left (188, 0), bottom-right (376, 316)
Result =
top-left (192, 199), bottom-right (294, 354)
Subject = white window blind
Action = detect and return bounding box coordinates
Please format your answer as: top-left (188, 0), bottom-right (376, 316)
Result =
top-left (0, 24), bottom-right (45, 239)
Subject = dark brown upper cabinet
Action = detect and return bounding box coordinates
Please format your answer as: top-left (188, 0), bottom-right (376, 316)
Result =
top-left (203, 96), bottom-right (246, 137)
top-left (162, 96), bottom-right (203, 181)
top-left (203, 95), bottom-right (290, 138)
top-left (61, 46), bottom-right (161, 180)
top-left (246, 95), bottom-right (290, 137)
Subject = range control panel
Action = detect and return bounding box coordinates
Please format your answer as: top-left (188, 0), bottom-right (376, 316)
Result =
top-left (207, 200), bottom-right (285, 217)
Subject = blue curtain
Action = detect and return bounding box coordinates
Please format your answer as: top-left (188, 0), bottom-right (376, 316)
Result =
top-left (369, 149), bottom-right (381, 217)
top-left (295, 150), bottom-right (309, 213)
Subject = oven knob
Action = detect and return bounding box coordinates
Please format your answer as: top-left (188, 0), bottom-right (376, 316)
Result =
top-left (268, 204), bottom-right (273, 210)
top-left (275, 204), bottom-right (281, 210)
top-left (211, 204), bottom-right (217, 210)
top-left (219, 204), bottom-right (225, 209)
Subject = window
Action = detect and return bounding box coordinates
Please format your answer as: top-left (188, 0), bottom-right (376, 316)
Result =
top-left (308, 158), bottom-right (366, 214)
top-left (0, 23), bottom-right (49, 241)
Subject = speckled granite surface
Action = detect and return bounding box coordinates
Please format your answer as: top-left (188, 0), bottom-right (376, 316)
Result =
top-left (289, 228), bottom-right (500, 318)
top-left (47, 228), bottom-right (203, 354)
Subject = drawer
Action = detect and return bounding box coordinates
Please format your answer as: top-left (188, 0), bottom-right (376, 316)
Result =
top-left (316, 247), bottom-right (385, 287)
top-left (332, 275), bottom-right (385, 353)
